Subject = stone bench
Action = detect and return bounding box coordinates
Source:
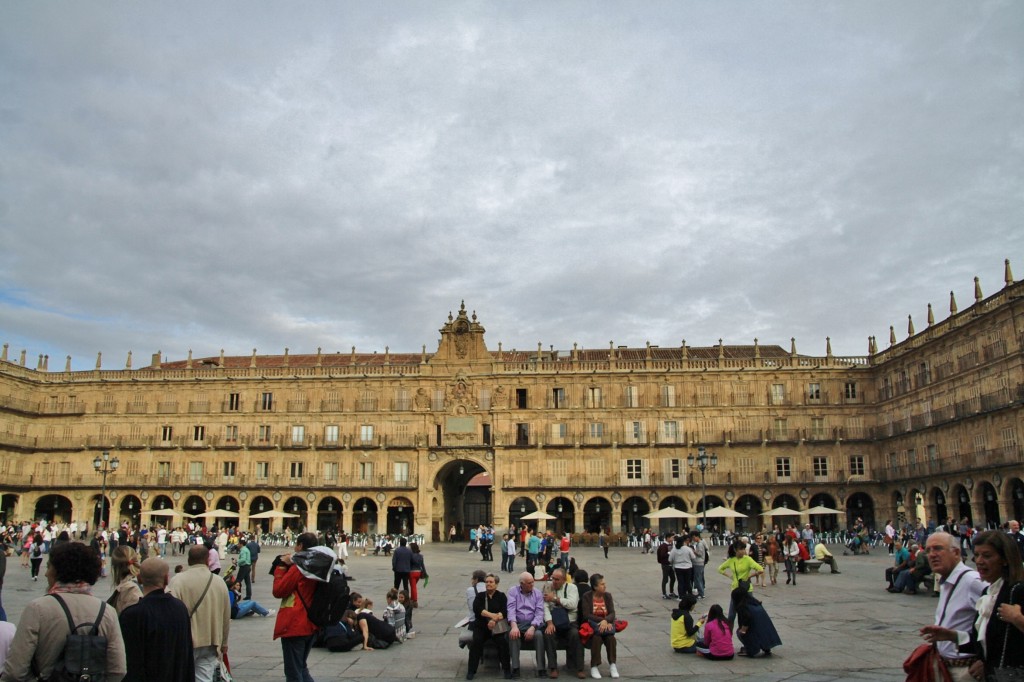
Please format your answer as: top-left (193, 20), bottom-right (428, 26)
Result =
top-left (804, 560), bottom-right (823, 573)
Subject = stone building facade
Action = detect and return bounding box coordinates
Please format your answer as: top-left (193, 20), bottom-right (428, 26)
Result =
top-left (1, 263), bottom-right (1022, 540)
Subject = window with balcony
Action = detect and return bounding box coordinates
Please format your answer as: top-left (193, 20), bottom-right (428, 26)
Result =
top-left (261, 392), bottom-right (273, 411)
top-left (222, 461), bottom-right (236, 481)
top-left (812, 456), bottom-right (828, 479)
top-left (324, 425), bottom-right (339, 445)
top-left (550, 423), bottom-right (567, 443)
top-left (845, 382), bottom-right (857, 400)
top-left (775, 457), bottom-right (791, 481)
top-left (192, 425), bottom-right (205, 443)
top-left (552, 387), bottom-right (566, 409)
top-left (662, 420), bottom-right (679, 443)
top-left (773, 418), bottom-right (788, 440)
top-left (624, 385), bottom-right (639, 408)
top-left (360, 424), bottom-right (374, 445)
top-left (323, 461), bottom-right (338, 482)
top-left (516, 388), bottom-right (528, 409)
top-left (289, 461), bottom-right (304, 480)
top-left (807, 383), bottom-right (821, 402)
top-left (516, 423), bottom-right (530, 446)
top-left (669, 458), bottom-right (682, 480)
top-left (661, 384), bottom-right (676, 407)
top-left (255, 461), bottom-right (269, 480)
top-left (588, 422), bottom-right (604, 440)
top-left (770, 383), bottom-right (785, 405)
top-left (625, 458), bottom-right (643, 480)
top-left (586, 387), bottom-right (603, 408)
top-left (257, 425), bottom-right (271, 444)
top-left (224, 425), bottom-right (238, 444)
top-left (359, 462), bottom-right (373, 481)
top-left (161, 425), bottom-right (173, 443)
top-left (157, 461), bottom-right (171, 479)
top-left (228, 393), bottom-right (240, 411)
top-left (811, 417), bottom-right (826, 440)
top-left (849, 455), bottom-right (865, 476)
top-left (188, 461), bottom-right (203, 484)
top-left (628, 420), bottom-right (645, 444)
top-left (394, 389), bottom-right (411, 411)
top-left (394, 461), bottom-right (410, 483)
top-left (291, 425), bottom-right (305, 445)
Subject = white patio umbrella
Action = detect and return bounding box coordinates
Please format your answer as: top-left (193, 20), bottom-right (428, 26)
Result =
top-left (520, 510), bottom-right (556, 521)
top-left (644, 507), bottom-right (696, 520)
top-left (760, 507), bottom-right (802, 518)
top-left (196, 509), bottom-right (241, 519)
top-left (138, 509), bottom-right (183, 520)
top-left (805, 505), bottom-right (845, 515)
top-left (248, 510), bottom-right (300, 519)
top-left (700, 506), bottom-right (748, 519)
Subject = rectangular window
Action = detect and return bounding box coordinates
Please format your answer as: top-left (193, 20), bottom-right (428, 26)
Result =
top-left (773, 418), bottom-right (788, 439)
top-left (662, 420), bottom-right (679, 443)
top-left (927, 444), bottom-right (938, 461)
top-left (552, 387), bottom-right (566, 409)
top-left (360, 425), bottom-right (374, 445)
top-left (289, 461), bottom-right (304, 479)
top-left (394, 389), bottom-right (411, 411)
top-left (624, 385), bottom-right (638, 408)
top-left (813, 456), bottom-right (829, 478)
top-left (224, 425), bottom-right (238, 444)
top-left (257, 425), bottom-right (272, 444)
top-left (550, 423), bottom-right (567, 442)
top-left (516, 388), bottom-right (528, 409)
top-left (394, 461), bottom-right (410, 482)
top-left (261, 392), bottom-right (273, 410)
top-left (161, 425), bottom-right (173, 443)
top-left (844, 382), bottom-right (858, 400)
top-left (157, 461), bottom-right (171, 478)
top-left (192, 425), bottom-right (205, 443)
top-left (973, 434), bottom-right (987, 453)
top-left (629, 420), bottom-right (645, 443)
top-left (849, 455), bottom-right (865, 476)
top-left (255, 461), bottom-right (269, 480)
top-left (661, 384), bottom-right (676, 407)
top-left (770, 383), bottom-right (785, 405)
top-left (589, 422), bottom-right (604, 439)
top-left (188, 461), bottom-right (203, 484)
top-left (625, 459), bottom-right (643, 480)
top-left (228, 393), bottom-right (240, 411)
top-left (222, 461), bottom-right (236, 480)
top-left (478, 389), bottom-right (491, 411)
top-left (323, 461), bottom-right (338, 482)
top-left (775, 457), bottom-right (791, 481)
top-left (549, 459), bottom-right (568, 484)
top-left (482, 423), bottom-right (491, 445)
top-left (586, 387), bottom-right (602, 408)
top-left (291, 425), bottom-right (305, 445)
top-left (516, 423), bottom-right (530, 446)
top-left (669, 458), bottom-right (682, 480)
top-left (811, 417), bottom-right (826, 439)
top-left (808, 383), bottom-right (821, 401)
top-left (324, 425), bottom-right (339, 444)
top-left (697, 384), bottom-right (713, 406)
top-left (359, 462), bottom-right (373, 481)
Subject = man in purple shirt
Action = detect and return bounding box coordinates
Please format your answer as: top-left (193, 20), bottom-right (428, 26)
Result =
top-left (507, 571), bottom-right (547, 678)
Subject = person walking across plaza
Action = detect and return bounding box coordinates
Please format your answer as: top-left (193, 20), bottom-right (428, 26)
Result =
top-left (272, 532), bottom-right (323, 682)
top-left (392, 537), bottom-right (413, 595)
top-left (168, 545), bottom-right (231, 682)
top-left (120, 557), bottom-right (195, 682)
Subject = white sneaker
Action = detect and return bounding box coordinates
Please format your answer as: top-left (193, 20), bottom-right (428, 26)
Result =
top-left (609, 664), bottom-right (619, 679)
top-left (590, 667), bottom-right (601, 679)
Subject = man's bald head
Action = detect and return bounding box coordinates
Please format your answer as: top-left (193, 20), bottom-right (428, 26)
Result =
top-left (187, 545), bottom-right (210, 566)
top-left (139, 558), bottom-right (170, 590)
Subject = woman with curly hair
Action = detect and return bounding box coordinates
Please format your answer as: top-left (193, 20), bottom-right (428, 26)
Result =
top-left (2, 542), bottom-right (126, 680)
top-left (109, 545), bottom-right (143, 614)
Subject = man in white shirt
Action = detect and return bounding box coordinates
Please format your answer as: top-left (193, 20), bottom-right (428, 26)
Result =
top-left (920, 532), bottom-right (985, 681)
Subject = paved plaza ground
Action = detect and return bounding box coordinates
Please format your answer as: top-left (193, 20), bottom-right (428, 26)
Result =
top-left (2, 541), bottom-right (937, 681)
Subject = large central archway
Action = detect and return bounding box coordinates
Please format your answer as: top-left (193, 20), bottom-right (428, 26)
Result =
top-left (432, 458), bottom-right (491, 542)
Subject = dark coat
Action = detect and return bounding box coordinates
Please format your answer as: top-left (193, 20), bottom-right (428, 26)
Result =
top-left (119, 590), bottom-right (194, 682)
top-left (391, 545), bottom-right (413, 573)
top-left (962, 580), bottom-right (1024, 674)
top-left (472, 589), bottom-right (508, 632)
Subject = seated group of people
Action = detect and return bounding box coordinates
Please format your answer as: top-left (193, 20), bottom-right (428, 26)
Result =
top-left (460, 566), bottom-right (622, 681)
top-left (885, 540), bottom-right (935, 595)
top-left (317, 589), bottom-right (413, 652)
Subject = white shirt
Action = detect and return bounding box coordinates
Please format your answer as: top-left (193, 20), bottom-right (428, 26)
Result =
top-left (937, 561), bottom-right (986, 660)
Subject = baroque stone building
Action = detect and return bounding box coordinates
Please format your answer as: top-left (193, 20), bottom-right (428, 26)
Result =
top-left (1, 262), bottom-right (1022, 540)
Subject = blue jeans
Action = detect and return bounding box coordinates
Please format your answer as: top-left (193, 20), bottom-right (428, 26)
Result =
top-left (692, 565), bottom-right (706, 597)
top-left (236, 599), bottom-right (269, 618)
top-left (281, 635), bottom-right (315, 682)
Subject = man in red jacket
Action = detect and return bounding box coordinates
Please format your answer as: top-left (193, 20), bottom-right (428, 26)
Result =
top-left (273, 532), bottom-right (321, 682)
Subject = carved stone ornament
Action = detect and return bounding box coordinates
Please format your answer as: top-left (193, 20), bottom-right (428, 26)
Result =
top-left (611, 491), bottom-right (622, 503)
top-left (205, 491), bottom-right (214, 501)
top-left (428, 451), bottom-right (438, 461)
top-left (139, 490), bottom-right (149, 500)
top-left (762, 488), bottom-right (773, 500)
top-left (273, 491), bottom-right (282, 501)
top-left (725, 490), bottom-right (735, 502)
top-left (574, 492), bottom-right (584, 503)
top-left (940, 480), bottom-right (949, 492)
top-left (306, 492), bottom-right (317, 502)
top-left (376, 492), bottom-right (386, 502)
top-left (342, 492), bottom-right (352, 502)
top-left (172, 491), bottom-right (181, 500)
top-left (238, 491), bottom-right (247, 501)
top-left (536, 493), bottom-right (546, 503)
top-left (485, 451), bottom-right (494, 461)
top-left (993, 473), bottom-right (1003, 488)
top-left (648, 491), bottom-right (659, 502)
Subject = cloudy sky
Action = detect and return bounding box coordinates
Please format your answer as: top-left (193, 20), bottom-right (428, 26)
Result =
top-left (1, 2), bottom-right (1021, 370)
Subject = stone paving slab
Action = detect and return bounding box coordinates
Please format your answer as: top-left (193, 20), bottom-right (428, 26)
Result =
top-left (1, 542), bottom-right (933, 680)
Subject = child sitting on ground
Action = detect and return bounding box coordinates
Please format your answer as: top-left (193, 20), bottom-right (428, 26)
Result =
top-left (695, 604), bottom-right (735, 660)
top-left (384, 589), bottom-right (407, 642)
top-left (671, 593), bottom-right (705, 653)
top-left (398, 589), bottom-right (415, 637)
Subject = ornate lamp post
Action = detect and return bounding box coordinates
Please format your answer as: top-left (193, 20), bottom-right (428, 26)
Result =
top-left (92, 451), bottom-right (119, 529)
top-left (687, 445), bottom-right (718, 529)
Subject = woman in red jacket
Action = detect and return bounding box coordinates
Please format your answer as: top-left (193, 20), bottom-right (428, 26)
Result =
top-left (273, 532), bottom-right (321, 682)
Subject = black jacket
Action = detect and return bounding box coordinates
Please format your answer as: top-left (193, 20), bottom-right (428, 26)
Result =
top-left (961, 580), bottom-right (1024, 674)
top-left (119, 590), bottom-right (194, 682)
top-left (472, 590), bottom-right (508, 632)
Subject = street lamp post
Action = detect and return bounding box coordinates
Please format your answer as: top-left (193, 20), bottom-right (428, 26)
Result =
top-left (92, 451), bottom-right (119, 529)
top-left (687, 445), bottom-right (718, 530)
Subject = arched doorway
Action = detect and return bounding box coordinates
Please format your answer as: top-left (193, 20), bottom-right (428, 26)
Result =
top-left (183, 495), bottom-right (206, 525)
top-left (352, 498), bottom-right (378, 534)
top-left (951, 485), bottom-right (972, 525)
top-left (845, 492), bottom-right (875, 530)
top-left (696, 495), bottom-right (727, 531)
top-left (248, 496), bottom-right (275, 533)
top-left (318, 497), bottom-right (342, 531)
top-left (545, 497), bottom-right (574, 535)
top-left (432, 459), bottom-right (490, 542)
top-left (583, 497), bottom-right (611, 533)
top-left (621, 497), bottom-right (649, 534)
top-left (119, 495), bottom-right (142, 527)
top-left (387, 497), bottom-right (414, 536)
top-left (283, 497), bottom-right (307, 530)
top-left (932, 488), bottom-right (949, 526)
top-left (1, 494), bottom-right (18, 524)
top-left (1010, 479), bottom-right (1024, 523)
top-left (36, 494), bottom-right (72, 524)
top-left (978, 482), bottom-right (1000, 528)
top-left (149, 495), bottom-right (177, 528)
top-left (766, 496), bottom-right (801, 532)
top-left (735, 495), bottom-right (761, 532)
top-left (508, 497), bottom-right (537, 530)
top-left (808, 492), bottom-right (840, 531)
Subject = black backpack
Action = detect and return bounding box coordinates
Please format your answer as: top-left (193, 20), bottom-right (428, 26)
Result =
top-left (298, 571), bottom-right (351, 628)
top-left (48, 594), bottom-right (108, 682)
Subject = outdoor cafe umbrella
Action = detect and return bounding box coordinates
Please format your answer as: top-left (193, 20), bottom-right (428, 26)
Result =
top-left (805, 505), bottom-right (845, 515)
top-left (138, 509), bottom-right (184, 520)
top-left (248, 510), bottom-right (300, 519)
top-left (192, 509), bottom-right (241, 519)
top-left (759, 507), bottom-right (801, 518)
top-left (700, 506), bottom-right (748, 519)
top-left (644, 507), bottom-right (696, 520)
top-left (520, 510), bottom-right (557, 520)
